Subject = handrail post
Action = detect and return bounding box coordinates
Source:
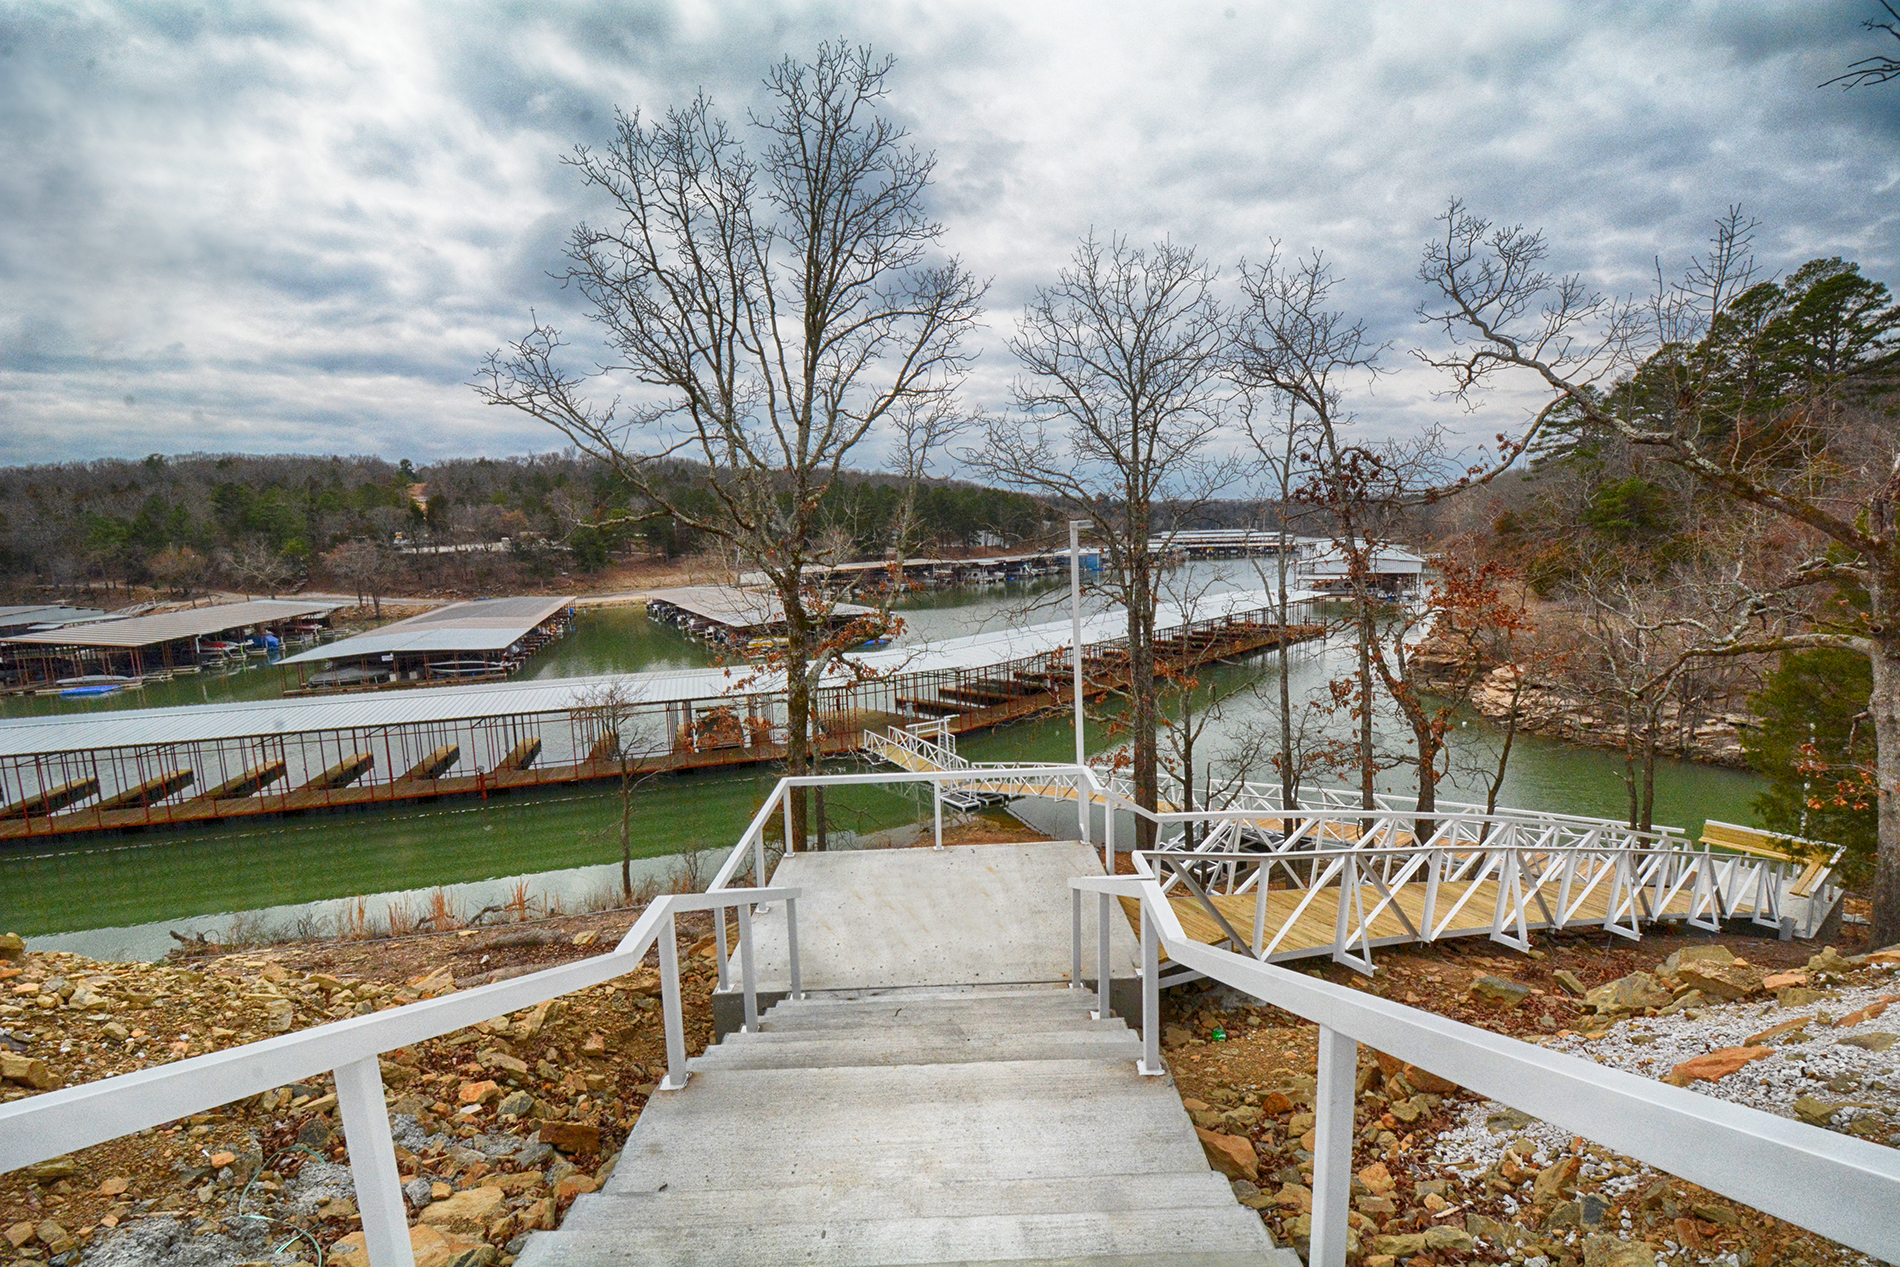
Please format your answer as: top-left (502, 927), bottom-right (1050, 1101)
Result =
top-left (933, 775), bottom-right (943, 848)
top-left (1104, 787), bottom-right (1115, 875)
top-left (714, 912), bottom-right (730, 991)
top-left (1096, 890), bottom-right (1112, 1020)
top-left (658, 908), bottom-right (689, 1091)
top-left (782, 784), bottom-right (794, 854)
top-left (1138, 899), bottom-right (1162, 1076)
top-left (333, 1056), bottom-right (415, 1267)
top-left (738, 899), bottom-right (759, 1032)
top-left (1309, 1025), bottom-right (1357, 1267)
top-left (786, 895), bottom-right (802, 1000)
top-left (1070, 887), bottom-right (1083, 990)
top-left (754, 824), bottom-right (768, 888)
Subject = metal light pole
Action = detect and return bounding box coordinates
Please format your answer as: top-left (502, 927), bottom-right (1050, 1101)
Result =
top-left (1070, 521), bottom-right (1088, 842)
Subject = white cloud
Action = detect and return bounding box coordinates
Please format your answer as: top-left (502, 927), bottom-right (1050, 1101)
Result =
top-left (0, 0), bottom-right (1894, 468)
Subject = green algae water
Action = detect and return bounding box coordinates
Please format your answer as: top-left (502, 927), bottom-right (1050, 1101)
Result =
top-left (2, 578), bottom-right (1771, 956)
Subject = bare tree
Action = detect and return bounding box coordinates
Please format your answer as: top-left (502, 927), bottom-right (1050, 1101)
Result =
top-left (323, 539), bottom-right (390, 618)
top-left (1823, 1), bottom-right (1900, 88)
top-left (576, 680), bottom-right (663, 899)
top-left (477, 43), bottom-right (983, 847)
top-left (1231, 249), bottom-right (1383, 807)
top-left (225, 537), bottom-right (299, 598)
top-left (1417, 200), bottom-right (1900, 940)
top-left (970, 234), bottom-right (1233, 845)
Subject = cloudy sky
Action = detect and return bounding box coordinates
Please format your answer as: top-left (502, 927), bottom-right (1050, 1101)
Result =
top-left (1, 1), bottom-right (1896, 471)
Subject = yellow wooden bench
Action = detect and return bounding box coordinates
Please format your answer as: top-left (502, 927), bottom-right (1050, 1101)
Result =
top-left (1700, 820), bottom-right (1837, 898)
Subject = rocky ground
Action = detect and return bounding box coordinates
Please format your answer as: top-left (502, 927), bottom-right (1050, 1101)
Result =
top-left (3, 900), bottom-right (1896, 1267)
top-left (1168, 927), bottom-right (1897, 1267)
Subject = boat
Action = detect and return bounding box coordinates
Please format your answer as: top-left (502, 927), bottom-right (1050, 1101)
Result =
top-left (59, 684), bottom-right (123, 698)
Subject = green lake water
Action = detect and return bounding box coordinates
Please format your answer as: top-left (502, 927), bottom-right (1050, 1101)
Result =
top-left (1, 575), bottom-right (1773, 957)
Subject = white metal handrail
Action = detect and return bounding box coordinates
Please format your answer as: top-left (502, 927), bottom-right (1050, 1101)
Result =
top-left (1071, 865), bottom-right (1900, 1267)
top-left (0, 884), bottom-right (801, 1267)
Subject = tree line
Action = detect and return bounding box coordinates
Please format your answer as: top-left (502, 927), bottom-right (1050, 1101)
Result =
top-left (478, 37), bottom-right (1900, 940)
top-left (0, 449), bottom-right (1056, 600)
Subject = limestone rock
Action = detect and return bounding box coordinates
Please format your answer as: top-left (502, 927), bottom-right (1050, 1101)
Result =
top-left (1836, 999), bottom-right (1891, 1027)
top-left (1531, 1155), bottom-right (1579, 1205)
top-left (1659, 945), bottom-right (1733, 978)
top-left (1425, 1225), bottom-right (1476, 1253)
top-left (1583, 972), bottom-right (1671, 1015)
top-left (418, 1185), bottom-right (506, 1231)
top-left (1778, 986), bottom-right (1831, 1008)
top-left (1195, 1126), bottom-right (1258, 1182)
top-left (1793, 1095), bottom-right (1837, 1126)
top-left (0, 1051), bottom-right (61, 1091)
top-left (1370, 1232), bottom-right (1427, 1257)
top-left (457, 1079), bottom-right (501, 1106)
top-left (1356, 1160), bottom-right (1395, 1195)
top-left (1553, 968), bottom-right (1587, 996)
top-left (497, 1089), bottom-right (535, 1117)
top-left (1665, 1045), bottom-right (1771, 1085)
top-left (539, 1120), bottom-right (602, 1155)
top-left (0, 933), bottom-right (23, 960)
top-left (1583, 1233), bottom-right (1658, 1267)
top-left (1676, 959), bottom-right (1765, 1001)
top-left (1836, 1032), bottom-right (1898, 1051)
top-left (1471, 975), bottom-right (1534, 1008)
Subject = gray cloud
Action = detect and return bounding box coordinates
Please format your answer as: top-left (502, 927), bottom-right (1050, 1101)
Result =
top-left (0, 0), bottom-right (1895, 469)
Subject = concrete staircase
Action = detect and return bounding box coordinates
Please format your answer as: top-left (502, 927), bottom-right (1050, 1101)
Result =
top-left (517, 985), bottom-right (1298, 1267)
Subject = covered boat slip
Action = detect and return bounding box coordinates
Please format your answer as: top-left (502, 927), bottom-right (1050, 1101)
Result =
top-left (278, 596), bottom-right (575, 692)
top-left (0, 599), bottom-right (340, 687)
top-left (0, 588), bottom-right (1320, 839)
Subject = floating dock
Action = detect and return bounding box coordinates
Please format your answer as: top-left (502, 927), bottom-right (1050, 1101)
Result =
top-left (0, 588), bottom-right (1321, 841)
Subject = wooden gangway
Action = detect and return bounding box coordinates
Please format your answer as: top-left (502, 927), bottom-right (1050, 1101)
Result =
top-left (865, 726), bottom-right (1847, 973)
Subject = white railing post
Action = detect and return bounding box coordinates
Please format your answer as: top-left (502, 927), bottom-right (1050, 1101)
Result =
top-left (754, 825), bottom-right (767, 888)
top-left (333, 1056), bottom-right (415, 1267)
top-left (933, 775), bottom-right (944, 848)
top-left (786, 895), bottom-right (803, 1000)
top-left (1138, 900), bottom-right (1162, 1076)
top-left (1071, 887), bottom-right (1083, 990)
top-left (783, 786), bottom-right (795, 855)
top-left (1095, 890), bottom-right (1112, 1020)
top-left (714, 912), bottom-right (730, 991)
top-left (737, 899), bottom-right (759, 1032)
top-left (659, 908), bottom-right (688, 1091)
top-left (1309, 1025), bottom-right (1358, 1267)
top-left (1104, 785), bottom-right (1115, 875)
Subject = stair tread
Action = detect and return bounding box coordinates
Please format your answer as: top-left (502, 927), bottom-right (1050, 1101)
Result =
top-left (569, 1173), bottom-right (1245, 1221)
top-left (516, 1208), bottom-right (1278, 1267)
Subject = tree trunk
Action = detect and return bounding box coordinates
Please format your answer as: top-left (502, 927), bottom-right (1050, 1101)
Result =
top-left (1357, 597), bottom-right (1376, 810)
top-left (783, 587), bottom-right (812, 852)
top-left (1180, 688), bottom-right (1196, 850)
top-left (1129, 544), bottom-right (1159, 850)
top-left (620, 770), bottom-right (633, 899)
top-left (1275, 528), bottom-right (1297, 810)
top-left (1869, 632), bottom-right (1900, 946)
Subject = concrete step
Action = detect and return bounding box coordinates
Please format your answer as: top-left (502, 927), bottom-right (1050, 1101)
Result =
top-left (692, 1034), bottom-right (1142, 1070)
top-left (515, 1207), bottom-right (1280, 1267)
top-left (606, 1061), bottom-right (1213, 1191)
top-left (755, 1010), bottom-right (1122, 1036)
top-left (764, 987), bottom-right (1099, 1014)
top-left (737, 1018), bottom-right (1124, 1048)
top-left (569, 1173), bottom-right (1243, 1223)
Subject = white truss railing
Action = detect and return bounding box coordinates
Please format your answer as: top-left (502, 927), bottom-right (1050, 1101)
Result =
top-left (856, 740), bottom-right (1843, 966)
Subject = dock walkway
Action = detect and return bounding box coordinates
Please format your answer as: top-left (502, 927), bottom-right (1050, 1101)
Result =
top-left (517, 842), bottom-right (1298, 1267)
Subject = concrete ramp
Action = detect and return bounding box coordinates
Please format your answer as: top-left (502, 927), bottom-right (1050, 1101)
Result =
top-left (750, 842), bottom-right (1138, 993)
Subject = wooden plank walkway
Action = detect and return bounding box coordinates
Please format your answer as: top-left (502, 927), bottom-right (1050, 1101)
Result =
top-left (1120, 878), bottom-right (1698, 964)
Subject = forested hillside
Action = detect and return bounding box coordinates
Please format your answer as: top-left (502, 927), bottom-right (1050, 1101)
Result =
top-left (0, 451), bottom-right (1058, 598)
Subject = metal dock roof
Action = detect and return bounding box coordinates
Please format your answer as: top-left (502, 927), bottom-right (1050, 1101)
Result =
top-left (645, 586), bottom-right (875, 629)
top-left (0, 600), bottom-right (340, 649)
top-left (0, 587), bottom-right (1311, 758)
top-left (277, 596), bottom-right (574, 665)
